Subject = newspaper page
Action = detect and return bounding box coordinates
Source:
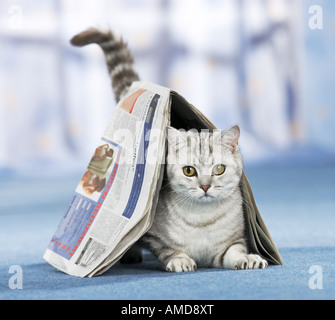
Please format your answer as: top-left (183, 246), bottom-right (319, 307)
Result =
top-left (43, 81), bottom-right (170, 277)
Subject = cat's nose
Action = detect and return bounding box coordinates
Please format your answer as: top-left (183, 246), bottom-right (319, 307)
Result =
top-left (200, 185), bottom-right (211, 193)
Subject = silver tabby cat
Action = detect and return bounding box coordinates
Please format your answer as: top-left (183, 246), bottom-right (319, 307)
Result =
top-left (71, 28), bottom-right (268, 272)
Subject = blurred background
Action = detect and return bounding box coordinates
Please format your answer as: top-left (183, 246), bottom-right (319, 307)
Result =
top-left (0, 0), bottom-right (334, 175)
top-left (1, 1), bottom-right (335, 300)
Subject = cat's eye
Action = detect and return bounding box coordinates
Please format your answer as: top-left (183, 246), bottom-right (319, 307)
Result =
top-left (212, 164), bottom-right (225, 176)
top-left (183, 166), bottom-right (197, 177)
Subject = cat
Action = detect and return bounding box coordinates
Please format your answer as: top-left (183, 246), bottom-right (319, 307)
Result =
top-left (71, 28), bottom-right (268, 271)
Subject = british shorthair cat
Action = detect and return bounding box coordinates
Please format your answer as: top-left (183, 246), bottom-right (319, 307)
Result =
top-left (71, 28), bottom-right (268, 271)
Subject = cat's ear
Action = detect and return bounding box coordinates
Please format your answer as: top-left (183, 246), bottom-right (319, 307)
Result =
top-left (166, 126), bottom-right (187, 152)
top-left (219, 125), bottom-right (240, 153)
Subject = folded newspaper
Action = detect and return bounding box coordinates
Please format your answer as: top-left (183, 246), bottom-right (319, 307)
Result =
top-left (43, 81), bottom-right (283, 277)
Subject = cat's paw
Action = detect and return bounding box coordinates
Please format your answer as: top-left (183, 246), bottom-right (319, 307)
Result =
top-left (234, 254), bottom-right (268, 270)
top-left (166, 254), bottom-right (197, 272)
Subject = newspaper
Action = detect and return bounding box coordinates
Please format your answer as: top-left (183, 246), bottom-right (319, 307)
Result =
top-left (44, 81), bottom-right (283, 278)
top-left (43, 81), bottom-right (170, 277)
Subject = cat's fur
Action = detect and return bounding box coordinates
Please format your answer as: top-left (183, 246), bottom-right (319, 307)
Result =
top-left (71, 27), bottom-right (139, 101)
top-left (71, 28), bottom-right (268, 271)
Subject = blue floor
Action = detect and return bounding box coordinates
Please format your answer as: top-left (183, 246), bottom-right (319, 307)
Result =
top-left (1, 163), bottom-right (335, 300)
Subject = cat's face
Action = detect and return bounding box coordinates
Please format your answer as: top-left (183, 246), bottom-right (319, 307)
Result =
top-left (166, 126), bottom-right (243, 205)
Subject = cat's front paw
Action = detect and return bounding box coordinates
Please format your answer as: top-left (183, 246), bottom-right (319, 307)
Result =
top-left (166, 253), bottom-right (197, 272)
top-left (234, 254), bottom-right (268, 270)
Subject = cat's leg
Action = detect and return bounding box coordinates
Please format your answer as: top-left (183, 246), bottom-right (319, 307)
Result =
top-left (165, 252), bottom-right (197, 272)
top-left (221, 243), bottom-right (268, 270)
top-left (141, 234), bottom-right (197, 272)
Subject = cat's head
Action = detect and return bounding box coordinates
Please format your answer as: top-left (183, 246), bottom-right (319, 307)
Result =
top-left (166, 125), bottom-right (243, 205)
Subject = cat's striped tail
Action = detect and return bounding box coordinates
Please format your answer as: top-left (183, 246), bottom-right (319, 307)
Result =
top-left (71, 27), bottom-right (140, 103)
